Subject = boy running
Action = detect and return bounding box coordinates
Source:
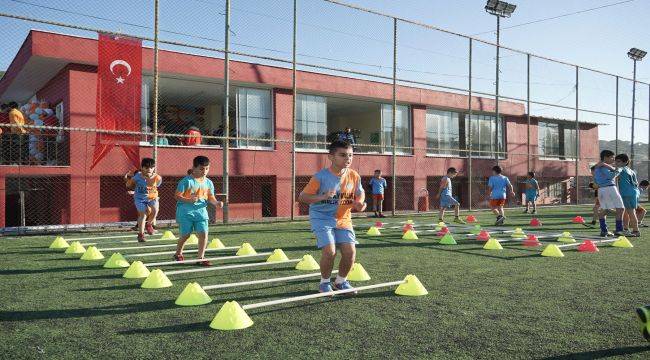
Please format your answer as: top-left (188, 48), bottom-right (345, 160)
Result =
top-left (523, 171), bottom-right (540, 214)
top-left (125, 158), bottom-right (162, 242)
top-left (615, 154), bottom-right (640, 237)
top-left (173, 156), bottom-right (223, 265)
top-left (298, 140), bottom-right (366, 294)
top-left (488, 165), bottom-right (515, 226)
top-left (593, 150), bottom-right (625, 237)
top-left (435, 167), bottom-right (465, 224)
top-left (368, 169), bottom-right (387, 218)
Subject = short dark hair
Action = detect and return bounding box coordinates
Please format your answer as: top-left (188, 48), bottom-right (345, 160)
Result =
top-left (492, 165), bottom-right (502, 174)
top-left (8, 102), bottom-right (18, 109)
top-left (640, 180), bottom-right (649, 187)
top-left (0, 103), bottom-right (7, 111)
top-left (193, 155), bottom-right (210, 167)
top-left (528, 171), bottom-right (535, 178)
top-left (328, 140), bottom-right (352, 154)
top-left (374, 169), bottom-right (381, 173)
top-left (614, 153), bottom-right (629, 165)
top-left (447, 167), bottom-right (457, 174)
top-left (141, 157), bottom-right (155, 168)
top-left (600, 150), bottom-right (614, 160)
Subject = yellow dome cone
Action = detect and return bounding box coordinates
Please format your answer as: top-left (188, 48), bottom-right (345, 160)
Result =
top-left (395, 274), bottom-right (428, 296)
top-left (406, 219), bottom-right (414, 225)
top-left (207, 238), bottom-right (225, 249)
top-left (612, 236), bottom-right (633, 248)
top-left (366, 226), bottom-right (381, 236)
top-left (80, 246), bottom-right (104, 261)
top-left (64, 241), bottom-right (86, 255)
top-left (266, 249), bottom-right (290, 262)
top-left (141, 269), bottom-right (172, 289)
top-left (160, 230), bottom-right (176, 240)
top-left (541, 244), bottom-right (564, 257)
top-left (511, 228), bottom-right (526, 238)
top-left (347, 263), bottom-right (371, 281)
top-left (185, 234), bottom-right (199, 245)
top-left (402, 230), bottom-right (418, 240)
top-left (483, 238), bottom-right (503, 250)
top-left (49, 236), bottom-right (69, 249)
top-left (236, 242), bottom-right (257, 256)
top-left (209, 301), bottom-right (254, 330)
top-left (557, 231), bottom-right (575, 243)
top-left (123, 261), bottom-right (150, 279)
top-left (295, 254), bottom-right (320, 271)
top-left (175, 282), bottom-right (213, 306)
top-left (434, 221), bottom-right (445, 231)
top-left (103, 253), bottom-right (130, 268)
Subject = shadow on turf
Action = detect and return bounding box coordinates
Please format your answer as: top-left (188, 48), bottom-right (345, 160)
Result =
top-left (0, 299), bottom-right (177, 321)
top-left (0, 265), bottom-right (105, 275)
top-left (541, 345), bottom-right (650, 359)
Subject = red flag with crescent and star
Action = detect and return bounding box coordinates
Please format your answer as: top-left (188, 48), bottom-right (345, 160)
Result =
top-left (91, 33), bottom-right (142, 170)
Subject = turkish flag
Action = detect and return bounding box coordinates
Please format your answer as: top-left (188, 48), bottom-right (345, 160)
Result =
top-left (91, 33), bottom-right (142, 170)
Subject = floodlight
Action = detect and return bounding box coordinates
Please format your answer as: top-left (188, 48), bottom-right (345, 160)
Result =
top-left (485, 0), bottom-right (516, 17)
top-left (628, 48), bottom-right (647, 61)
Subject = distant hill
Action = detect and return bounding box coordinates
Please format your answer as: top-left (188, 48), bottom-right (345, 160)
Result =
top-left (600, 140), bottom-right (649, 180)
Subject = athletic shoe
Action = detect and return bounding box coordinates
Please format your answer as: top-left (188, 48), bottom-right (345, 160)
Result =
top-left (614, 230), bottom-right (629, 237)
top-left (173, 253), bottom-right (184, 262)
top-left (590, 220), bottom-right (597, 226)
top-left (639, 222), bottom-right (649, 228)
top-left (531, 210), bottom-right (537, 215)
top-left (378, 213), bottom-right (386, 218)
top-left (319, 282), bottom-right (333, 293)
top-left (523, 209), bottom-right (528, 214)
top-left (453, 217), bottom-right (466, 224)
top-left (629, 231), bottom-right (641, 238)
top-left (145, 222), bottom-right (155, 235)
top-left (137, 233), bottom-right (146, 243)
top-left (197, 260), bottom-right (212, 267)
top-left (496, 216), bottom-right (505, 226)
top-left (600, 231), bottom-right (614, 238)
top-left (333, 280), bottom-right (357, 295)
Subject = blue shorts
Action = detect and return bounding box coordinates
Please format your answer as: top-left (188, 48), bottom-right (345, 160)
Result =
top-left (440, 194), bottom-right (459, 208)
top-left (134, 198), bottom-right (158, 213)
top-left (177, 212), bottom-right (209, 236)
top-left (525, 192), bottom-right (538, 202)
top-left (313, 227), bottom-right (356, 249)
top-left (622, 195), bottom-right (638, 209)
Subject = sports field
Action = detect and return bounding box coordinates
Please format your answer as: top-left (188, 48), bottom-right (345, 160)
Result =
top-left (1, 205), bottom-right (648, 359)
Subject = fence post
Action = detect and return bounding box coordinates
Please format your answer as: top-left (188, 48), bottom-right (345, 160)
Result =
top-left (290, 0), bottom-right (297, 221)
top-left (527, 53), bottom-right (531, 173)
top-left (615, 76), bottom-right (619, 154)
top-left (575, 66), bottom-right (580, 205)
top-left (391, 17), bottom-right (397, 216)
top-left (467, 38), bottom-right (473, 211)
top-left (152, 0), bottom-right (159, 162)
top-left (222, 0), bottom-right (231, 224)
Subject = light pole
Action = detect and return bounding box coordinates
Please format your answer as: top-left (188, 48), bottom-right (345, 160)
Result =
top-left (628, 47), bottom-right (646, 169)
top-left (485, 0), bottom-right (516, 164)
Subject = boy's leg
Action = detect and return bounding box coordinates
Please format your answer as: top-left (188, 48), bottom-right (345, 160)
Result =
top-left (372, 196), bottom-right (378, 215)
top-left (336, 242), bottom-right (356, 280)
top-left (149, 200), bottom-right (160, 226)
top-left (319, 244), bottom-right (336, 281)
top-left (136, 211), bottom-right (147, 240)
top-left (196, 231), bottom-right (208, 259)
top-left (628, 209), bottom-right (639, 233)
top-left (175, 234), bottom-right (191, 257)
top-left (637, 206), bottom-right (647, 225)
top-left (175, 216), bottom-right (193, 257)
top-left (378, 198), bottom-right (384, 216)
top-left (315, 228), bottom-right (336, 292)
top-left (438, 206), bottom-right (445, 221)
top-left (453, 203), bottom-right (460, 218)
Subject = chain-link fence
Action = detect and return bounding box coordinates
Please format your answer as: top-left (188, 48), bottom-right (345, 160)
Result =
top-left (0, 0), bottom-right (648, 232)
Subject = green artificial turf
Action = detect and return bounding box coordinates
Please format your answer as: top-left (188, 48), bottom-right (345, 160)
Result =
top-left (1, 206), bottom-right (649, 359)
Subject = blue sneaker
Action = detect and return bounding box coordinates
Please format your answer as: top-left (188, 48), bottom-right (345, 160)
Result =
top-left (333, 280), bottom-right (357, 295)
top-left (319, 282), bottom-right (333, 293)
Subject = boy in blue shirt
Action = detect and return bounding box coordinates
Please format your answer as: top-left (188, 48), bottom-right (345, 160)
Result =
top-left (368, 169), bottom-right (387, 218)
top-left (488, 165), bottom-right (515, 226)
top-left (298, 140), bottom-right (366, 294)
top-left (173, 156), bottom-right (224, 266)
top-left (435, 167), bottom-right (465, 224)
top-left (124, 157), bottom-right (162, 242)
top-left (523, 171), bottom-right (540, 214)
top-left (593, 150), bottom-right (625, 237)
top-left (615, 154), bottom-right (640, 237)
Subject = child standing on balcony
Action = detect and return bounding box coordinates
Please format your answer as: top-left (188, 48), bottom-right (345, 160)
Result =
top-left (125, 157), bottom-right (162, 242)
top-left (488, 165), bottom-right (515, 226)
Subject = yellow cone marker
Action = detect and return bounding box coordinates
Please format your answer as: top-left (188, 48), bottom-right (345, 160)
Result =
top-left (103, 253), bottom-right (130, 268)
top-left (406, 220), bottom-right (414, 225)
top-left (402, 230), bottom-right (418, 240)
top-left (236, 242), bottom-right (257, 256)
top-left (185, 234), bottom-right (199, 245)
top-left (123, 261), bottom-right (150, 279)
top-left (175, 282), bottom-right (213, 306)
top-left (434, 221), bottom-right (446, 231)
top-left (366, 226), bottom-right (381, 236)
top-left (266, 249), bottom-right (290, 262)
top-left (295, 254), bottom-right (320, 271)
top-left (347, 263), bottom-right (371, 281)
top-left (612, 236), bottom-right (633, 248)
top-left (141, 269), bottom-right (172, 289)
top-left (49, 236), bottom-right (69, 249)
top-left (160, 230), bottom-right (176, 240)
top-left (541, 244), bottom-right (564, 257)
top-left (483, 238), bottom-right (503, 250)
top-left (209, 301), bottom-right (254, 330)
top-left (511, 228), bottom-right (526, 238)
top-left (557, 231), bottom-right (576, 243)
top-left (207, 238), bottom-right (226, 249)
top-left (80, 246), bottom-right (104, 260)
top-left (395, 274), bottom-right (428, 296)
top-left (64, 241), bottom-right (86, 255)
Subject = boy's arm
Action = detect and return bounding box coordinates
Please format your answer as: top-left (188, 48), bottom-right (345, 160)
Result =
top-left (298, 176), bottom-right (333, 204)
top-left (353, 177), bottom-right (366, 212)
top-left (174, 179), bottom-right (198, 203)
top-left (434, 178), bottom-right (445, 198)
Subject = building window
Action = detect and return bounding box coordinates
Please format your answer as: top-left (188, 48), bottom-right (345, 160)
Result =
top-left (466, 114), bottom-right (504, 158)
top-left (426, 109), bottom-right (461, 156)
top-left (381, 104), bottom-right (411, 154)
top-left (296, 94), bottom-right (327, 150)
top-left (539, 121), bottom-right (575, 159)
top-left (236, 87), bottom-right (273, 149)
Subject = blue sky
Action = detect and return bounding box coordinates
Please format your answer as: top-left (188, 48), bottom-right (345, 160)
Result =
top-left (1, 0), bottom-right (649, 141)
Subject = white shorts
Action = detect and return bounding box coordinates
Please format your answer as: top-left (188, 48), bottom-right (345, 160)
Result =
top-left (597, 186), bottom-right (624, 210)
